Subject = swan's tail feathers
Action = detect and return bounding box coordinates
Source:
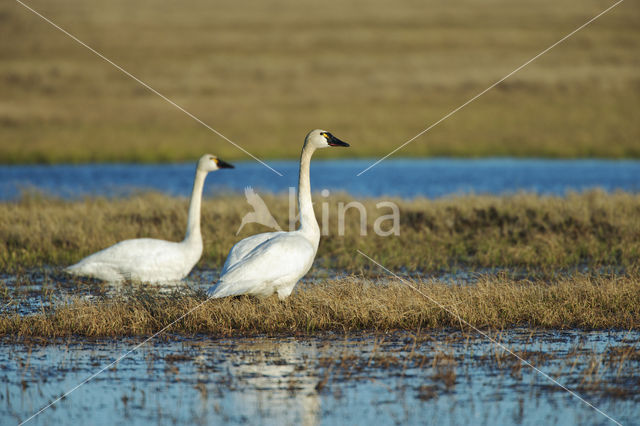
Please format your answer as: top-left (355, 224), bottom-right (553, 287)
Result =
top-left (63, 261), bottom-right (125, 283)
top-left (64, 259), bottom-right (92, 276)
top-left (207, 282), bottom-right (233, 298)
top-left (64, 264), bottom-right (80, 275)
top-left (207, 286), bottom-right (220, 298)
top-left (207, 280), bottom-right (268, 298)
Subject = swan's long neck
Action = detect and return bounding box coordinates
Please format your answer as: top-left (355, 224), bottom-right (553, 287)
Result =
top-left (297, 143), bottom-right (320, 245)
top-left (184, 168), bottom-right (207, 245)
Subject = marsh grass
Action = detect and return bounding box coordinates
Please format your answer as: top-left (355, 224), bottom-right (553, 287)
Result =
top-left (2, 274), bottom-right (639, 338)
top-left (1, 190), bottom-right (639, 273)
top-left (1, 0), bottom-right (638, 163)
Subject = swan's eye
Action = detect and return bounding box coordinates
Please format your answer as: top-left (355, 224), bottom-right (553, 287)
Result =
top-left (321, 132), bottom-right (329, 139)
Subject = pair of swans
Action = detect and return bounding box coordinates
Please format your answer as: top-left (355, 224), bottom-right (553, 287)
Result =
top-left (66, 130), bottom-right (350, 300)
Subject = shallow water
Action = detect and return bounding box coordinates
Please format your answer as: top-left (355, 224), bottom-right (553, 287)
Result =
top-left (2, 271), bottom-right (639, 424)
top-left (2, 330), bottom-right (638, 425)
top-left (1, 158), bottom-right (639, 200)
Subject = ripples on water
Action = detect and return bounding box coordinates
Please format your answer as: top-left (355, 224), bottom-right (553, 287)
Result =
top-left (2, 330), bottom-right (638, 425)
top-left (1, 158), bottom-right (639, 199)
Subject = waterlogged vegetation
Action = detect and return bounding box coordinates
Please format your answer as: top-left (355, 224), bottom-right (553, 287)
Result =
top-left (2, 262), bottom-right (638, 423)
top-left (1, 274), bottom-right (640, 338)
top-left (1, 192), bottom-right (638, 423)
top-left (1, 0), bottom-right (639, 163)
top-left (1, 190), bottom-right (639, 274)
top-left (3, 330), bottom-right (639, 425)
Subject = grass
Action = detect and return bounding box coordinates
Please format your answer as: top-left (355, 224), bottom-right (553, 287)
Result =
top-left (1, 190), bottom-right (639, 274)
top-left (2, 274), bottom-right (639, 338)
top-left (1, 0), bottom-right (638, 163)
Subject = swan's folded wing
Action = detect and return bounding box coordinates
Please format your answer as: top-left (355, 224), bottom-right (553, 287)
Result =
top-left (221, 231), bottom-right (285, 274)
top-left (67, 238), bottom-right (188, 281)
top-left (209, 234), bottom-right (315, 298)
top-left (116, 240), bottom-right (188, 276)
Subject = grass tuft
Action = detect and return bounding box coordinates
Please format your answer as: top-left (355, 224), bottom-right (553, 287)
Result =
top-left (2, 275), bottom-right (639, 338)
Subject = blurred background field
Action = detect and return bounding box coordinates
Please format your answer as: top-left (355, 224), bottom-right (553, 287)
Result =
top-left (1, 0), bottom-right (638, 163)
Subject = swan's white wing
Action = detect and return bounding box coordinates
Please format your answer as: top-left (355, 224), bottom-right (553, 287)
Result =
top-left (221, 231), bottom-right (285, 273)
top-left (66, 238), bottom-right (198, 282)
top-left (209, 233), bottom-right (315, 298)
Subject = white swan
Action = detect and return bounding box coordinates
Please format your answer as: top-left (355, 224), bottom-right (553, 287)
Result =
top-left (207, 129), bottom-right (349, 299)
top-left (65, 154), bottom-right (234, 283)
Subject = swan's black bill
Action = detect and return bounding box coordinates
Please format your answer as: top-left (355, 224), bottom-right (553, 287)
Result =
top-left (216, 159), bottom-right (234, 169)
top-left (326, 133), bottom-right (350, 147)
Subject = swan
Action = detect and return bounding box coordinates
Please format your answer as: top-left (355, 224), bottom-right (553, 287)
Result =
top-left (207, 129), bottom-right (349, 300)
top-left (65, 154), bottom-right (234, 283)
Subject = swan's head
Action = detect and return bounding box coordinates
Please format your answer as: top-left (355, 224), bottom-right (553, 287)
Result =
top-left (305, 129), bottom-right (350, 149)
top-left (197, 154), bottom-right (234, 172)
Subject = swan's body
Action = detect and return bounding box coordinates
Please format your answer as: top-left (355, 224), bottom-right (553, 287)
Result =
top-left (211, 231), bottom-right (316, 299)
top-left (208, 129), bottom-right (349, 299)
top-left (65, 154), bottom-right (233, 283)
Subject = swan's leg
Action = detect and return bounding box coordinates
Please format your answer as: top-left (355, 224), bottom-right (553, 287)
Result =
top-left (276, 284), bottom-right (296, 300)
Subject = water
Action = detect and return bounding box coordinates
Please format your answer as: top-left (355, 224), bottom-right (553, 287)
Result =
top-left (2, 158), bottom-right (639, 425)
top-left (1, 158), bottom-right (639, 200)
top-left (2, 272), bottom-right (638, 424)
top-left (2, 330), bottom-right (638, 425)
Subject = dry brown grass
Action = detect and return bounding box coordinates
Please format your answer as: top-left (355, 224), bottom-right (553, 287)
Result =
top-left (1, 0), bottom-right (638, 162)
top-left (2, 274), bottom-right (639, 338)
top-left (1, 190), bottom-right (639, 273)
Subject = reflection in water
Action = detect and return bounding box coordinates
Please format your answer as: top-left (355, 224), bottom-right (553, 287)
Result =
top-left (220, 340), bottom-right (320, 426)
top-left (1, 331), bottom-right (639, 425)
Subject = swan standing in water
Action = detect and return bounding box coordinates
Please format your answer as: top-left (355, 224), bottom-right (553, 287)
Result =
top-left (208, 129), bottom-right (349, 299)
top-left (65, 154), bottom-right (234, 283)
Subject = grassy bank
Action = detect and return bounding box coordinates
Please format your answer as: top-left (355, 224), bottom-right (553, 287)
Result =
top-left (2, 275), bottom-right (639, 337)
top-left (1, 190), bottom-right (639, 273)
top-left (1, 0), bottom-right (638, 163)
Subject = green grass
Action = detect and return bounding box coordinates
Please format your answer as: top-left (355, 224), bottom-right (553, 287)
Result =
top-left (0, 0), bottom-right (638, 163)
top-left (1, 190), bottom-right (639, 274)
